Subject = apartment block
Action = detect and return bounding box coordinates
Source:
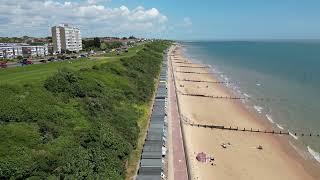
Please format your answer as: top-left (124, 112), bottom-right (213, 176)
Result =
top-left (52, 24), bottom-right (82, 53)
top-left (0, 43), bottom-right (48, 59)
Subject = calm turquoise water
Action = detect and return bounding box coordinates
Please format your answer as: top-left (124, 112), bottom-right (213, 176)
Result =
top-left (182, 41), bottom-right (320, 162)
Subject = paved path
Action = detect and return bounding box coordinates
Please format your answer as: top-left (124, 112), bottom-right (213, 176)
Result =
top-left (168, 47), bottom-right (189, 180)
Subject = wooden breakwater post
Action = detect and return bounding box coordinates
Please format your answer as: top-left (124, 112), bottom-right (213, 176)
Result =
top-left (216, 125), bottom-right (225, 129)
top-left (252, 129), bottom-right (260, 133)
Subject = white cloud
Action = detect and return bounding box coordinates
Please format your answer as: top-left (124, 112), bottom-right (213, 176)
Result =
top-left (0, 0), bottom-right (168, 37)
top-left (183, 17), bottom-right (192, 26)
top-left (87, 0), bottom-right (109, 5)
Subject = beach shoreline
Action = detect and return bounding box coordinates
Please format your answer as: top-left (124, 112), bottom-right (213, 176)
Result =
top-left (170, 44), bottom-right (320, 180)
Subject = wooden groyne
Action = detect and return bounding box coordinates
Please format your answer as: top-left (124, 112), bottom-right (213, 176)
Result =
top-left (178, 90), bottom-right (288, 103)
top-left (173, 61), bottom-right (193, 64)
top-left (176, 65), bottom-right (209, 68)
top-left (189, 123), bottom-right (290, 135)
top-left (178, 79), bottom-right (231, 84)
top-left (183, 120), bottom-right (320, 137)
top-left (176, 71), bottom-right (213, 74)
top-left (179, 92), bottom-right (246, 100)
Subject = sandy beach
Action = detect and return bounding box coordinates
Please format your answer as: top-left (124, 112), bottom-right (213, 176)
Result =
top-left (168, 45), bottom-right (320, 180)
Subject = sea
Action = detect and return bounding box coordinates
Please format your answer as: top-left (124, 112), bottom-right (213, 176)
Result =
top-left (181, 40), bottom-right (320, 163)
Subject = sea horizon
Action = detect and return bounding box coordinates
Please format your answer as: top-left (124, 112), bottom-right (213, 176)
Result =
top-left (177, 39), bottom-right (320, 43)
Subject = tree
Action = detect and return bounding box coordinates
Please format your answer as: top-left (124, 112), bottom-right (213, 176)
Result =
top-left (17, 56), bottom-right (23, 61)
top-left (46, 37), bottom-right (52, 43)
top-left (93, 37), bottom-right (101, 49)
top-left (82, 38), bottom-right (101, 50)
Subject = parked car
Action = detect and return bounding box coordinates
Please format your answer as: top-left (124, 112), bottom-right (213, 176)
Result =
top-left (20, 59), bottom-right (33, 65)
top-left (0, 61), bottom-right (7, 68)
top-left (47, 57), bottom-right (55, 62)
top-left (39, 59), bottom-right (47, 63)
top-left (56, 55), bottom-right (64, 60)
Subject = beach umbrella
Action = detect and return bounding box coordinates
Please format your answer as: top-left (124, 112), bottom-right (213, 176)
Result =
top-left (196, 152), bottom-right (207, 163)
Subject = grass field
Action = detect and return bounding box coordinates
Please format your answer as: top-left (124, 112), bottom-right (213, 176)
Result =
top-left (96, 43), bottom-right (145, 58)
top-left (0, 44), bottom-right (144, 85)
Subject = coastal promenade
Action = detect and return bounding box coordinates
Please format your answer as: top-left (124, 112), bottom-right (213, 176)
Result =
top-left (167, 46), bottom-right (189, 180)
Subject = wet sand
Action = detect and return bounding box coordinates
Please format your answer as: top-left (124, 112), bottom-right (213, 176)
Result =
top-left (170, 45), bottom-right (320, 180)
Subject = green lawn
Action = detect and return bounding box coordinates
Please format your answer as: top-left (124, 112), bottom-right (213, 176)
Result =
top-left (0, 44), bottom-right (144, 85)
top-left (96, 44), bottom-right (145, 58)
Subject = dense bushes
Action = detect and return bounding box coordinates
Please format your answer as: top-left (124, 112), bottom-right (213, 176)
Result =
top-left (0, 41), bottom-right (170, 179)
top-left (82, 37), bottom-right (123, 51)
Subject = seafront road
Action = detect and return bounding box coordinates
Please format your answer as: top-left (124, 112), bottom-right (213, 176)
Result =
top-left (167, 46), bottom-right (189, 180)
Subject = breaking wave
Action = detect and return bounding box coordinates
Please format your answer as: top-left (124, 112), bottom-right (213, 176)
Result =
top-left (307, 146), bottom-right (320, 163)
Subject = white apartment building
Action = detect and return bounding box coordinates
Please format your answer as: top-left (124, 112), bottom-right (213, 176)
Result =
top-left (0, 43), bottom-right (48, 59)
top-left (52, 24), bottom-right (82, 53)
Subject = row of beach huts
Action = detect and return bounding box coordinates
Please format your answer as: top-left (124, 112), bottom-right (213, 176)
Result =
top-left (136, 51), bottom-right (169, 180)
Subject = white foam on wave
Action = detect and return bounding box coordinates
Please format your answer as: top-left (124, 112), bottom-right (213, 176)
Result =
top-left (243, 93), bottom-right (251, 98)
top-left (289, 131), bottom-right (299, 140)
top-left (256, 83), bottom-right (261, 86)
top-left (276, 124), bottom-right (284, 130)
top-left (265, 114), bottom-right (274, 123)
top-left (254, 105), bottom-right (263, 113)
top-left (307, 146), bottom-right (320, 163)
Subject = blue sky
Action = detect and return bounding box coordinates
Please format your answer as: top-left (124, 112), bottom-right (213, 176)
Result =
top-left (1, 0), bottom-right (320, 40)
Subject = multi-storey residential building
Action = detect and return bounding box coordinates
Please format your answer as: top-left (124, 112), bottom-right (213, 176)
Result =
top-left (0, 43), bottom-right (48, 59)
top-left (51, 24), bottom-right (82, 53)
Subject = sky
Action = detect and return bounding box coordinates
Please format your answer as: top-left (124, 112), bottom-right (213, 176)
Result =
top-left (1, 0), bottom-right (320, 40)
